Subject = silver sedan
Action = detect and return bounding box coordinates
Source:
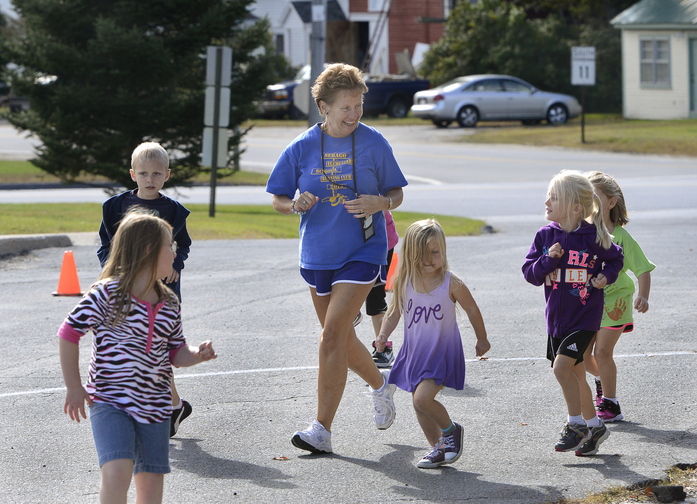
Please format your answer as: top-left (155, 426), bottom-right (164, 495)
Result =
top-left (411, 74), bottom-right (582, 128)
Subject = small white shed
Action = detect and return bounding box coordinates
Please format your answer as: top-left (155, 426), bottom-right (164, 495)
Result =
top-left (611, 0), bottom-right (697, 119)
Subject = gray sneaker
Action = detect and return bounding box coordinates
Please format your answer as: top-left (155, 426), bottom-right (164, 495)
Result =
top-left (370, 370), bottom-right (396, 430)
top-left (291, 420), bottom-right (333, 454)
top-left (555, 422), bottom-right (590, 452)
top-left (575, 422), bottom-right (609, 457)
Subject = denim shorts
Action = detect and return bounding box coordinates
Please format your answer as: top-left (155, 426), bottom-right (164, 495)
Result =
top-left (90, 401), bottom-right (171, 474)
top-left (300, 261), bottom-right (385, 296)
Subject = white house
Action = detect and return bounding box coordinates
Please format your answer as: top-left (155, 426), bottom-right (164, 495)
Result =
top-left (251, 0), bottom-right (390, 74)
top-left (611, 0), bottom-right (697, 119)
top-left (250, 0), bottom-right (456, 75)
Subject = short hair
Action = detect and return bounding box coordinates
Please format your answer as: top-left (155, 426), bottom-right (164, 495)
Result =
top-left (311, 63), bottom-right (368, 111)
top-left (586, 171), bottom-right (629, 227)
top-left (131, 142), bottom-right (169, 170)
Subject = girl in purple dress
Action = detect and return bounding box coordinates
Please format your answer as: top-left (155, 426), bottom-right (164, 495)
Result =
top-left (375, 219), bottom-right (490, 469)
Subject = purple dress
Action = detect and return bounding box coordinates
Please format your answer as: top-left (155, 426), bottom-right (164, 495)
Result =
top-left (388, 272), bottom-right (465, 392)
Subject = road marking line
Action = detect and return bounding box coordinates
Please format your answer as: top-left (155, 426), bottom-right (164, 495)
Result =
top-left (2, 352), bottom-right (693, 399)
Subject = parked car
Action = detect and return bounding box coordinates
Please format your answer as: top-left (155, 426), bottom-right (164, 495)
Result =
top-left (257, 65), bottom-right (430, 119)
top-left (411, 74), bottom-right (581, 128)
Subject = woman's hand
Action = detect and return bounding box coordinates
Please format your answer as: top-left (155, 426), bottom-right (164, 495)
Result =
top-left (293, 192), bottom-right (319, 214)
top-left (344, 194), bottom-right (390, 219)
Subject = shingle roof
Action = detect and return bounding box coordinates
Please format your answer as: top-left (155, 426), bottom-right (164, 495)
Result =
top-left (611, 0), bottom-right (697, 28)
top-left (291, 1), bottom-right (347, 23)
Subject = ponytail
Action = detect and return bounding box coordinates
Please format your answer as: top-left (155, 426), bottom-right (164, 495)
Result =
top-left (591, 192), bottom-right (613, 249)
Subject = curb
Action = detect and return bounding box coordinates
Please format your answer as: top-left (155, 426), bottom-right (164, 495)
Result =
top-left (0, 232), bottom-right (99, 257)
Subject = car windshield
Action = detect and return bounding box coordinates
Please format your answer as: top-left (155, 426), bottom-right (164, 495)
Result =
top-left (295, 65), bottom-right (311, 81)
top-left (437, 76), bottom-right (474, 93)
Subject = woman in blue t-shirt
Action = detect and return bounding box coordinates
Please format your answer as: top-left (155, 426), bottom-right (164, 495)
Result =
top-left (266, 63), bottom-right (408, 454)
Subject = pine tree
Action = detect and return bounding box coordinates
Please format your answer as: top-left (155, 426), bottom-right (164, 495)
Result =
top-left (1, 0), bottom-right (287, 189)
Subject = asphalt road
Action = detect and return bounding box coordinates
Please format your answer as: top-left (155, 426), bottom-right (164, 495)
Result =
top-left (0, 122), bottom-right (696, 503)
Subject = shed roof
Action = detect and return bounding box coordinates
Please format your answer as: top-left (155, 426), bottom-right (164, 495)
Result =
top-left (611, 0), bottom-right (697, 29)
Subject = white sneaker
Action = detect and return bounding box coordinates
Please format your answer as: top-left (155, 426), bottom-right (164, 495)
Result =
top-left (370, 370), bottom-right (396, 430)
top-left (291, 419), bottom-right (333, 454)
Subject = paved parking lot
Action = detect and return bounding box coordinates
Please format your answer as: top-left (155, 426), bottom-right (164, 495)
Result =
top-left (1, 208), bottom-right (695, 503)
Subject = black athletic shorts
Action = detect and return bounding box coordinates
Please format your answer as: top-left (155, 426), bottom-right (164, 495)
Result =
top-left (547, 329), bottom-right (595, 366)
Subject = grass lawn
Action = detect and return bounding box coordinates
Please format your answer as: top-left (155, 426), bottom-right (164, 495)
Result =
top-left (249, 114), bottom-right (697, 157)
top-left (453, 115), bottom-right (697, 157)
top-left (0, 203), bottom-right (485, 239)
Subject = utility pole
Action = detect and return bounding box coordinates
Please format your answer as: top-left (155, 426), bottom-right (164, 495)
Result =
top-left (308, 0), bottom-right (326, 126)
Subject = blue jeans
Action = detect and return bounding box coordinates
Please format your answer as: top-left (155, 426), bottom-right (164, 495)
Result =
top-left (90, 402), bottom-right (170, 474)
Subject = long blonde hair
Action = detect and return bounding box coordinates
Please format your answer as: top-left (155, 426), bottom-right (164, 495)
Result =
top-left (548, 170), bottom-right (613, 249)
top-left (386, 219), bottom-right (449, 316)
top-left (100, 209), bottom-right (177, 326)
top-left (586, 170), bottom-right (629, 227)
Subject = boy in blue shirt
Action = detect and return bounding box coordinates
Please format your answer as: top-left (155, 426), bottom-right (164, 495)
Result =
top-left (97, 142), bottom-right (193, 437)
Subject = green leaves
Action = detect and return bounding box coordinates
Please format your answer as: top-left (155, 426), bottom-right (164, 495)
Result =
top-left (3, 0), bottom-right (288, 189)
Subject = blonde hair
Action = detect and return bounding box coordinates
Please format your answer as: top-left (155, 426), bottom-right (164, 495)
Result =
top-left (586, 170), bottom-right (629, 227)
top-left (311, 63), bottom-right (368, 113)
top-left (387, 219), bottom-right (449, 317)
top-left (100, 209), bottom-right (177, 326)
top-left (131, 141), bottom-right (169, 170)
top-left (548, 170), bottom-right (613, 249)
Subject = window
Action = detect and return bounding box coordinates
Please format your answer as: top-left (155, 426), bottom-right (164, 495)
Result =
top-left (640, 37), bottom-right (670, 88)
top-left (502, 79), bottom-right (533, 93)
top-left (274, 34), bottom-right (284, 54)
top-left (469, 79), bottom-right (502, 92)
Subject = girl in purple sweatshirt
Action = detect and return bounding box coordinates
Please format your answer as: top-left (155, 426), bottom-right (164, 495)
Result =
top-left (522, 170), bottom-right (623, 457)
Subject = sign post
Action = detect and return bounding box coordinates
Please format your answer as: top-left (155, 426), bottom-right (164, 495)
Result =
top-left (203, 46), bottom-right (232, 217)
top-left (308, 0), bottom-right (326, 126)
top-left (571, 47), bottom-right (595, 144)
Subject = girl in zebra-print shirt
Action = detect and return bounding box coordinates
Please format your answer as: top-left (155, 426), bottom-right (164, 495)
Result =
top-left (58, 210), bottom-right (217, 504)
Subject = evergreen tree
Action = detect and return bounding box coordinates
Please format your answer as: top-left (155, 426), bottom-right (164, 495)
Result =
top-left (1, 0), bottom-right (287, 189)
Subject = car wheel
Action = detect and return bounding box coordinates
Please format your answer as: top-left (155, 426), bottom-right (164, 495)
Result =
top-left (546, 104), bottom-right (568, 125)
top-left (387, 97), bottom-right (409, 118)
top-left (432, 120), bottom-right (452, 128)
top-left (456, 106), bottom-right (478, 128)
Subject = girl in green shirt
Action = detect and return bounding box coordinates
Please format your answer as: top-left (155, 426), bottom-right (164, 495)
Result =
top-left (583, 171), bottom-right (656, 422)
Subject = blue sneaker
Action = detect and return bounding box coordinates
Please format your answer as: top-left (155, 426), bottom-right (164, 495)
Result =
top-left (417, 442), bottom-right (447, 469)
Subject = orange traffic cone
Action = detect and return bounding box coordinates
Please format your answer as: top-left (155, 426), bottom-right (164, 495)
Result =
top-left (53, 250), bottom-right (83, 296)
top-left (385, 251), bottom-right (399, 292)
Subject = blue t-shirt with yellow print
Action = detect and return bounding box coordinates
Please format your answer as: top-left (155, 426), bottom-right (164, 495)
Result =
top-left (266, 122), bottom-right (408, 270)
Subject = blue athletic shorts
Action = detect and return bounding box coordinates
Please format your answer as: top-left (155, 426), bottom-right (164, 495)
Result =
top-left (90, 401), bottom-right (171, 474)
top-left (300, 261), bottom-right (385, 296)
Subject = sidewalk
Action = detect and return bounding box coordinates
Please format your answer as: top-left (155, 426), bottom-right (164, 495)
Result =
top-left (0, 232), bottom-right (98, 256)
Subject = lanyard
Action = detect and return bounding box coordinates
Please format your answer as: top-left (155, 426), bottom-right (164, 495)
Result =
top-left (319, 125), bottom-right (374, 242)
